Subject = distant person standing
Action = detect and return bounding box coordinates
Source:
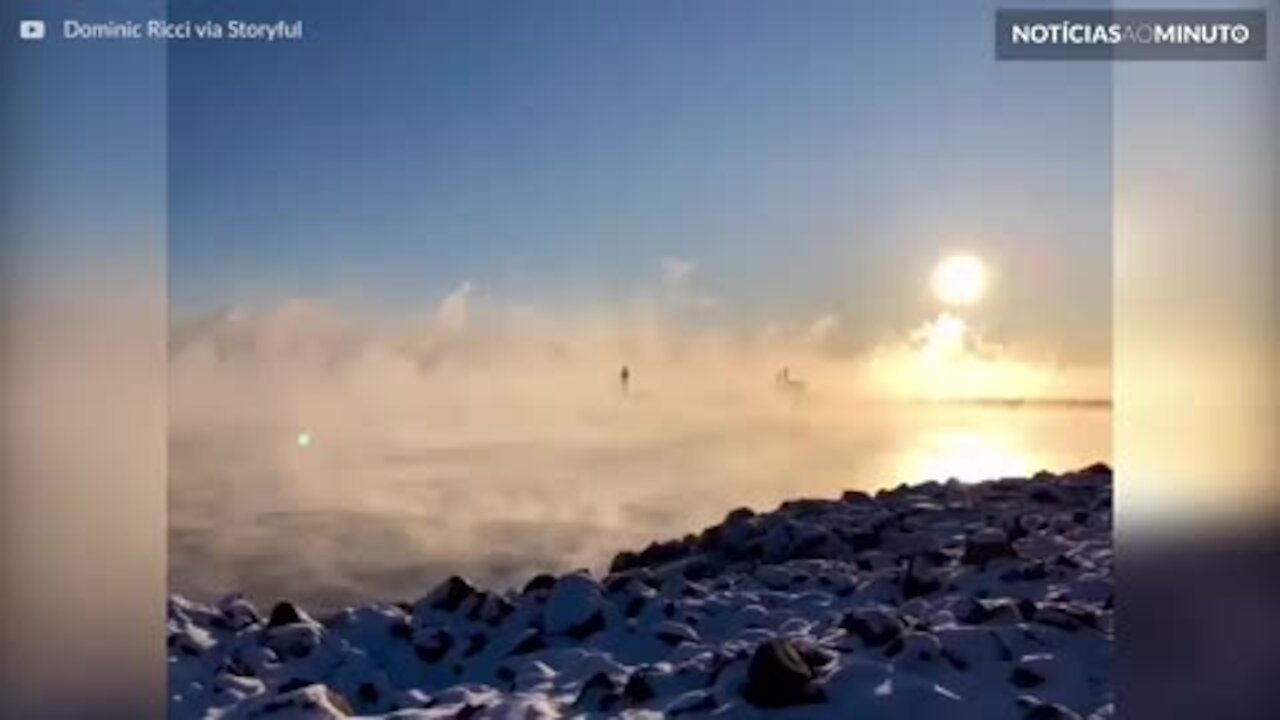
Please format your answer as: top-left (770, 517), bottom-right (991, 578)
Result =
top-left (620, 365), bottom-right (631, 394)
top-left (775, 365), bottom-right (806, 397)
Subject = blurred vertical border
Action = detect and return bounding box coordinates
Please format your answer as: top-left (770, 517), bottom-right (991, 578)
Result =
top-left (1115, 0), bottom-right (1280, 718)
top-left (0, 0), bottom-right (167, 717)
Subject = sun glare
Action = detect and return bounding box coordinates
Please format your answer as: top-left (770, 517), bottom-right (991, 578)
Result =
top-left (931, 253), bottom-right (987, 307)
top-left (905, 430), bottom-right (1033, 483)
top-left (919, 312), bottom-right (969, 358)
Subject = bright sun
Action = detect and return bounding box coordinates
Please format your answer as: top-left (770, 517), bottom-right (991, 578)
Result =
top-left (931, 253), bottom-right (987, 307)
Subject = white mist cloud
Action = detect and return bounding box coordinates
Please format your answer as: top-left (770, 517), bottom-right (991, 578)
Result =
top-left (168, 260), bottom-right (1109, 610)
top-left (435, 281), bottom-right (472, 335)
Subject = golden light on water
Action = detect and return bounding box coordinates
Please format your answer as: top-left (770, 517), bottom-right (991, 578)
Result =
top-left (931, 253), bottom-right (987, 307)
top-left (903, 429), bottom-right (1033, 483)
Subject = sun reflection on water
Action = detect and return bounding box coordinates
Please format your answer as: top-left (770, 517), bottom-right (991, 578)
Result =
top-left (900, 429), bottom-right (1035, 484)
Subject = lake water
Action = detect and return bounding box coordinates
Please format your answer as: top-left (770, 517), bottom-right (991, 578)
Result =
top-left (169, 398), bottom-right (1109, 612)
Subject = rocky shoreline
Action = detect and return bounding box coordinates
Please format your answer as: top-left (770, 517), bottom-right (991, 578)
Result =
top-left (169, 465), bottom-right (1113, 719)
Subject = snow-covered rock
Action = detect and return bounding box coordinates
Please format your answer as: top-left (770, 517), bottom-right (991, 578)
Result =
top-left (169, 465), bottom-right (1113, 719)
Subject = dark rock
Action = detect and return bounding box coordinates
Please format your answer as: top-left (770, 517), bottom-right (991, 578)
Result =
top-left (1010, 666), bottom-right (1046, 688)
top-left (523, 573), bottom-right (557, 595)
top-left (798, 644), bottom-right (838, 671)
top-left (706, 651), bottom-right (742, 687)
top-left (625, 596), bottom-right (646, 618)
top-left (1035, 602), bottom-right (1099, 632)
top-left (479, 595), bottom-right (515, 626)
top-left (623, 671), bottom-right (657, 704)
top-left (1001, 562), bottom-right (1042, 583)
top-left (1080, 462), bottom-right (1111, 476)
top-left (843, 527), bottom-right (882, 552)
top-left (220, 659), bottom-right (255, 678)
top-left (266, 602), bottom-right (304, 629)
top-left (388, 617), bottom-right (413, 640)
top-left (632, 568), bottom-right (660, 589)
top-left (565, 609), bottom-right (606, 641)
top-left (1024, 702), bottom-right (1084, 720)
top-left (413, 629), bottom-right (454, 663)
top-left (602, 574), bottom-right (631, 594)
top-left (426, 576), bottom-right (477, 612)
top-left (278, 678), bottom-right (313, 693)
top-left (725, 507), bottom-right (756, 524)
top-left (903, 558), bottom-right (942, 598)
top-left (283, 636), bottom-right (316, 659)
top-left (508, 628), bottom-right (546, 656)
top-left (574, 672), bottom-right (620, 710)
top-left (941, 648), bottom-right (971, 671)
top-left (1005, 517), bottom-right (1031, 542)
top-left (919, 549), bottom-right (951, 566)
top-left (609, 551), bottom-right (640, 574)
top-left (1018, 598), bottom-right (1038, 621)
top-left (633, 539), bottom-right (692, 569)
top-left (741, 638), bottom-right (828, 708)
top-left (682, 560), bottom-right (711, 583)
top-left (962, 528), bottom-right (1016, 566)
top-left (680, 577), bottom-right (711, 597)
top-left (654, 621), bottom-right (700, 646)
top-left (792, 529), bottom-right (836, 558)
top-left (841, 489), bottom-right (872, 504)
top-left (217, 596), bottom-right (261, 631)
top-left (545, 574), bottom-right (605, 637)
top-left (463, 632), bottom-right (488, 657)
top-left (463, 592), bottom-right (499, 622)
top-left (1030, 486), bottom-right (1064, 504)
top-left (987, 631), bottom-right (1014, 662)
top-left (778, 498), bottom-right (831, 517)
top-left (841, 608), bottom-right (904, 647)
top-left (357, 682), bottom-right (379, 705)
top-left (171, 632), bottom-right (205, 657)
top-left (1022, 562), bottom-right (1050, 581)
top-left (695, 525), bottom-right (724, 552)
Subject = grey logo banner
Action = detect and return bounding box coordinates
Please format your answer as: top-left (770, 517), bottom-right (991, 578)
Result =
top-left (996, 9), bottom-right (1267, 60)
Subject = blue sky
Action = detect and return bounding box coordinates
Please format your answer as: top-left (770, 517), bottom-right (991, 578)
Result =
top-left (167, 0), bottom-right (1112, 357)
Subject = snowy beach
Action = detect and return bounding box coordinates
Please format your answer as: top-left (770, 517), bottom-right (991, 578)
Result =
top-left (170, 465), bottom-right (1113, 719)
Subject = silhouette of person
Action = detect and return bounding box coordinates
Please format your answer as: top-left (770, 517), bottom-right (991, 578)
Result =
top-left (620, 365), bottom-right (631, 394)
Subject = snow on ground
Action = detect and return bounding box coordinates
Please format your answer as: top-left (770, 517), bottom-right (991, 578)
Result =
top-left (169, 465), bottom-right (1113, 719)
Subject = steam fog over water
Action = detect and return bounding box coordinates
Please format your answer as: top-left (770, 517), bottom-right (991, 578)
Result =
top-left (168, 294), bottom-right (1109, 612)
top-left (170, 402), bottom-right (1108, 612)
